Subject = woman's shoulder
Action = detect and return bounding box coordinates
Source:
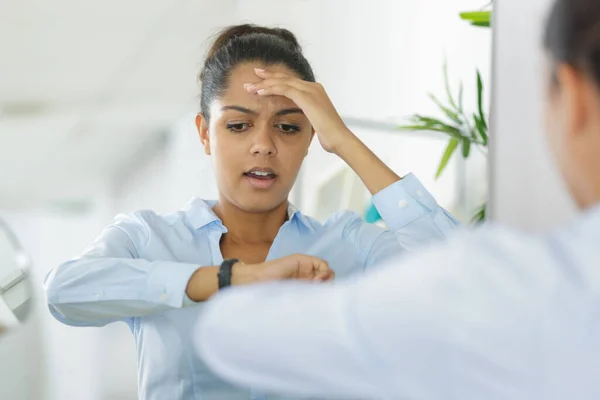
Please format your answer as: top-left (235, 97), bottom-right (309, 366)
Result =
top-left (110, 197), bottom-right (217, 234)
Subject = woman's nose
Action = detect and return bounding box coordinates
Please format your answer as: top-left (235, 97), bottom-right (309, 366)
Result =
top-left (250, 127), bottom-right (277, 156)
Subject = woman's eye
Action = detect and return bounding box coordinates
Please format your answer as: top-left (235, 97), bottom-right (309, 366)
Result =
top-left (276, 124), bottom-right (301, 134)
top-left (227, 123), bottom-right (250, 133)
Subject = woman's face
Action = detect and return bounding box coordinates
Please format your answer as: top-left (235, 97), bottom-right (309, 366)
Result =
top-left (543, 56), bottom-right (600, 207)
top-left (544, 59), bottom-right (567, 170)
top-left (196, 62), bottom-right (314, 213)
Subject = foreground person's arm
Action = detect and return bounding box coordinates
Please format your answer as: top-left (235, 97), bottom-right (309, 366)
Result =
top-left (195, 228), bottom-right (586, 399)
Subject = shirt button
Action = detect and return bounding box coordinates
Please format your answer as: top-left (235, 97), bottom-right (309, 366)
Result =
top-left (160, 294), bottom-right (168, 302)
top-left (398, 199), bottom-right (408, 209)
top-left (417, 189), bottom-right (425, 197)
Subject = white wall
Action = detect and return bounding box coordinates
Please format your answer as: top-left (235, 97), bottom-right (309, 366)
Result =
top-left (111, 118), bottom-right (217, 214)
top-left (0, 199), bottom-right (123, 400)
top-left (235, 0), bottom-right (491, 221)
top-left (490, 0), bottom-right (577, 230)
top-left (0, 1), bottom-right (492, 399)
top-left (114, 0), bottom-right (493, 221)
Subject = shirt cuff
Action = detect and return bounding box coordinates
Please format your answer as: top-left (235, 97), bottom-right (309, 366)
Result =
top-left (146, 262), bottom-right (200, 309)
top-left (183, 294), bottom-right (199, 308)
top-left (371, 173), bottom-right (439, 230)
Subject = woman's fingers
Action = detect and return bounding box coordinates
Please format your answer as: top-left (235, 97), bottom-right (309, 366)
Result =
top-left (313, 260), bottom-right (335, 282)
top-left (254, 68), bottom-right (292, 80)
top-left (252, 84), bottom-right (299, 97)
top-left (246, 68), bottom-right (319, 95)
top-left (246, 77), bottom-right (309, 95)
top-left (244, 68), bottom-right (350, 154)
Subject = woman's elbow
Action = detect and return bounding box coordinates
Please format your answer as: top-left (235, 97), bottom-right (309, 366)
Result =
top-left (43, 261), bottom-right (98, 326)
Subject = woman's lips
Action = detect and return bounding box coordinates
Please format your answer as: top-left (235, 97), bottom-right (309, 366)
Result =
top-left (243, 172), bottom-right (277, 189)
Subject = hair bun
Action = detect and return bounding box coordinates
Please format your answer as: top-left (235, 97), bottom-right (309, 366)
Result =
top-left (207, 24), bottom-right (301, 59)
top-left (199, 23), bottom-right (315, 120)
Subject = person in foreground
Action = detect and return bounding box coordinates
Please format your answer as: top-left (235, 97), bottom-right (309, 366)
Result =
top-left (44, 24), bottom-right (457, 400)
top-left (195, 1), bottom-right (600, 399)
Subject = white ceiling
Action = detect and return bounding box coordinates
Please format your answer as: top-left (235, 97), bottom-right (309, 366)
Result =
top-left (0, 0), bottom-right (237, 209)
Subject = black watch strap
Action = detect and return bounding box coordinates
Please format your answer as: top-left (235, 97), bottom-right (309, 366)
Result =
top-left (218, 258), bottom-right (239, 289)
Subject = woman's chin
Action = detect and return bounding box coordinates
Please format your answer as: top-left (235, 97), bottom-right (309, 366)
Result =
top-left (235, 195), bottom-right (288, 214)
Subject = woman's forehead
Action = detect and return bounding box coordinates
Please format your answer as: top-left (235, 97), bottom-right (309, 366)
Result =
top-left (229, 62), bottom-right (296, 82)
top-left (214, 65), bottom-right (301, 115)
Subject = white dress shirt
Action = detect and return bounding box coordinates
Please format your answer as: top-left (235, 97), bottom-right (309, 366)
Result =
top-left (196, 205), bottom-right (600, 400)
top-left (45, 175), bottom-right (458, 400)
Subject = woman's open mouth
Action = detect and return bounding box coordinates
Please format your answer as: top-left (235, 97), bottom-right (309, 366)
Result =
top-left (243, 168), bottom-right (277, 189)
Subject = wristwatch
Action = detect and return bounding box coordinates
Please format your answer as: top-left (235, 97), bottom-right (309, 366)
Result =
top-left (218, 259), bottom-right (239, 289)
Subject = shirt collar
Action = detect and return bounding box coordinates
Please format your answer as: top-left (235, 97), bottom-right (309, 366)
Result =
top-left (183, 198), bottom-right (220, 230)
top-left (184, 198), bottom-right (315, 232)
top-left (287, 202), bottom-right (316, 233)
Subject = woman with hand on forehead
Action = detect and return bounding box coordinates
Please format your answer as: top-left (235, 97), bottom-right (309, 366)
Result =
top-left (45, 24), bottom-right (459, 399)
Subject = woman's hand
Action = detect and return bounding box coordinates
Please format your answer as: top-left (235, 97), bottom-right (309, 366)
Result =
top-left (246, 68), bottom-right (402, 196)
top-left (245, 68), bottom-right (354, 154)
top-left (248, 254), bottom-right (335, 283)
top-left (186, 255), bottom-right (334, 302)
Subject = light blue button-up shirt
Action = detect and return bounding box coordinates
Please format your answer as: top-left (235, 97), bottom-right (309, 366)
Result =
top-left (44, 174), bottom-right (459, 400)
top-left (196, 205), bottom-right (600, 400)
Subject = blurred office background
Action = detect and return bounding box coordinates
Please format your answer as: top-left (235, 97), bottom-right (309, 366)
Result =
top-left (0, 0), bottom-right (497, 399)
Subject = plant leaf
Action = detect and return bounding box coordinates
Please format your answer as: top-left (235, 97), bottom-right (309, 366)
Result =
top-left (443, 61), bottom-right (458, 110)
top-left (399, 117), bottom-right (463, 138)
top-left (473, 114), bottom-right (488, 145)
top-left (460, 10), bottom-right (492, 28)
top-left (461, 138), bottom-right (471, 158)
top-left (477, 70), bottom-right (488, 130)
top-left (429, 94), bottom-right (461, 124)
top-left (459, 11), bottom-right (491, 23)
top-left (397, 124), bottom-right (441, 131)
top-left (471, 204), bottom-right (487, 224)
top-left (410, 115), bottom-right (449, 125)
top-left (398, 125), bottom-right (464, 139)
top-left (436, 137), bottom-right (459, 179)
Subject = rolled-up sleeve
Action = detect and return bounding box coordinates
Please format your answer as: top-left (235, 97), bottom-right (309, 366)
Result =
top-left (373, 173), bottom-right (458, 231)
top-left (365, 174), bottom-right (461, 267)
top-left (44, 212), bottom-right (201, 327)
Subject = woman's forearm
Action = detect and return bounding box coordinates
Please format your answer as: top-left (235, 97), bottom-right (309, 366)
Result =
top-left (334, 131), bottom-right (402, 195)
top-left (45, 257), bottom-right (203, 326)
top-left (186, 263), bottom-right (258, 302)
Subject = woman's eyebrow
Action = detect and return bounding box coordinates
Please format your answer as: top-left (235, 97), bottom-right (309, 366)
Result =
top-left (221, 105), bottom-right (259, 115)
top-left (220, 106), bottom-right (304, 116)
top-left (275, 108), bottom-right (304, 116)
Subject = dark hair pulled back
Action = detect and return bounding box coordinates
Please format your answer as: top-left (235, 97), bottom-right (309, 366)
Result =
top-left (544, 0), bottom-right (600, 86)
top-left (199, 24), bottom-right (315, 120)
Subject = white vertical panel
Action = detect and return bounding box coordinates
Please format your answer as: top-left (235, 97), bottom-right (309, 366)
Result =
top-left (490, 0), bottom-right (577, 231)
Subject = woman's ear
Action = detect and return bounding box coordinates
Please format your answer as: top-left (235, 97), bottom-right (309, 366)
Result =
top-left (196, 113), bottom-right (211, 155)
top-left (556, 65), bottom-right (587, 141)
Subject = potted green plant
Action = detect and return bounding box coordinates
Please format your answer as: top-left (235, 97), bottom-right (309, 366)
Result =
top-left (397, 63), bottom-right (488, 223)
top-left (364, 3), bottom-right (492, 224)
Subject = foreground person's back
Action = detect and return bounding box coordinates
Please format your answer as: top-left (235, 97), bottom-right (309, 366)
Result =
top-left (197, 207), bottom-right (600, 399)
top-left (194, 0), bottom-right (600, 398)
